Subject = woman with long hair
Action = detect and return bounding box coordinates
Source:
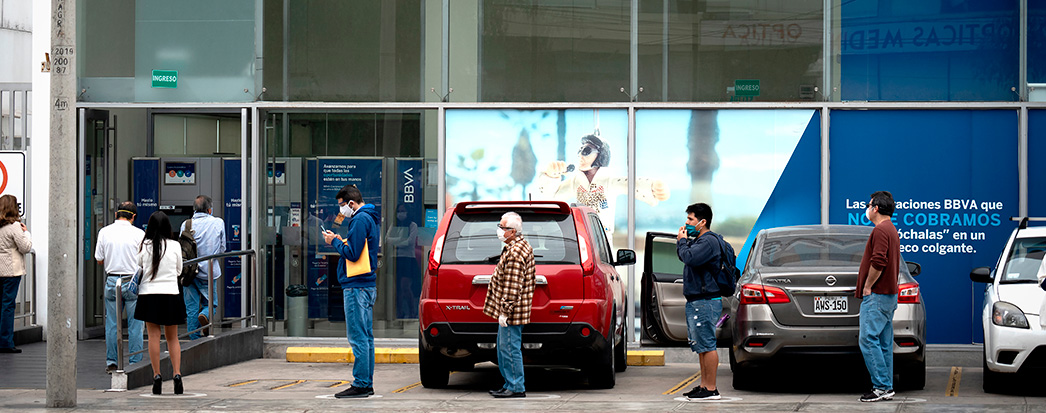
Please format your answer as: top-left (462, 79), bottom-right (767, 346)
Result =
top-left (135, 211), bottom-right (186, 394)
top-left (0, 195), bottom-right (31, 353)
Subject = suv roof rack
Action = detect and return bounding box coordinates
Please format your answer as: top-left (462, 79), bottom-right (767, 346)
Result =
top-left (1010, 217), bottom-right (1046, 229)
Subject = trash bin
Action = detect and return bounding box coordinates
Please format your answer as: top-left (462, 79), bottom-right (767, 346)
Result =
top-left (286, 284), bottom-right (308, 337)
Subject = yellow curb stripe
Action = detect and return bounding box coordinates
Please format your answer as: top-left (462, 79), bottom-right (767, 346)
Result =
top-left (287, 347), bottom-right (420, 363)
top-left (226, 380), bottom-right (257, 387)
top-left (945, 366), bottom-right (962, 397)
top-left (327, 380), bottom-right (351, 388)
top-left (271, 379), bottom-right (306, 391)
top-left (663, 371), bottom-right (701, 395)
top-left (627, 350), bottom-right (665, 366)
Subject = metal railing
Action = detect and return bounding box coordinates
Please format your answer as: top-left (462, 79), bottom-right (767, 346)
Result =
top-left (12, 250), bottom-right (37, 326)
top-left (112, 250), bottom-right (257, 386)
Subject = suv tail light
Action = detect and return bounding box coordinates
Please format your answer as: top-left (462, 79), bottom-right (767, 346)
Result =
top-left (898, 282), bottom-right (920, 304)
top-left (573, 212), bottom-right (594, 276)
top-left (428, 234), bottom-right (445, 273)
top-left (739, 283), bottom-right (791, 305)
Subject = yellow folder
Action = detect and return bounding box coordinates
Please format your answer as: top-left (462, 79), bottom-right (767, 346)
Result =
top-left (344, 242), bottom-right (371, 277)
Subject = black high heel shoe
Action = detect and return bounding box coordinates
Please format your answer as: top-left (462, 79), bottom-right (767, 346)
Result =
top-left (174, 374), bottom-right (183, 395)
top-left (152, 374), bottom-right (162, 395)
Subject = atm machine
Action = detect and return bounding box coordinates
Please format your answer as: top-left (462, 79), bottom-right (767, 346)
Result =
top-left (131, 156), bottom-right (246, 320)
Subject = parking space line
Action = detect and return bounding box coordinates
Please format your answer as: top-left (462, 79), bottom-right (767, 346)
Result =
top-left (325, 380), bottom-right (351, 388)
top-left (226, 380), bottom-right (258, 387)
top-left (663, 371), bottom-right (701, 395)
top-left (271, 380), bottom-right (306, 391)
top-left (391, 372), bottom-right (457, 394)
top-left (945, 366), bottom-right (962, 397)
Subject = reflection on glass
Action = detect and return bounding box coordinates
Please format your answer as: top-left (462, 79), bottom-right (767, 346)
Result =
top-left (637, 0), bottom-right (824, 102)
top-left (840, 0), bottom-right (1018, 101)
top-left (475, 2), bottom-right (630, 102)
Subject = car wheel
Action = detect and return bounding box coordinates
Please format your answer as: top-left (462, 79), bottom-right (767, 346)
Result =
top-left (729, 348), bottom-right (755, 391)
top-left (982, 352), bottom-right (1009, 394)
top-left (419, 336), bottom-right (450, 388)
top-left (586, 334), bottom-right (617, 389)
top-left (896, 360), bottom-right (925, 391)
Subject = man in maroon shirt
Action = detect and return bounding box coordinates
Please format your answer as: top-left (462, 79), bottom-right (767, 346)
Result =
top-left (856, 191), bottom-right (900, 402)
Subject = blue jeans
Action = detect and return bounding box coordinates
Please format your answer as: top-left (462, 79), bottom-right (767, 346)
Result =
top-left (184, 278), bottom-right (215, 340)
top-left (343, 287), bottom-right (376, 388)
top-left (0, 276), bottom-right (21, 349)
top-left (859, 293), bottom-right (897, 390)
top-left (685, 298), bottom-right (722, 354)
top-left (496, 324), bottom-right (525, 393)
top-left (105, 275), bottom-right (143, 366)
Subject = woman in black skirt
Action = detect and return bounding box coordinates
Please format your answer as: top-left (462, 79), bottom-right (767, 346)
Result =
top-left (135, 211), bottom-right (186, 395)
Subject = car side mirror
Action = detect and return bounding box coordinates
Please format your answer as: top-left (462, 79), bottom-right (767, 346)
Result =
top-left (905, 261), bottom-right (921, 277)
top-left (615, 249), bottom-right (636, 266)
top-left (970, 266), bottom-right (992, 283)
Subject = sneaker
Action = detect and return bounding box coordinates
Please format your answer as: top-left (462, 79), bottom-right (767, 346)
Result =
top-left (105, 365), bottom-right (117, 375)
top-left (859, 388), bottom-right (895, 402)
top-left (682, 386), bottom-right (703, 398)
top-left (334, 386), bottom-right (374, 399)
top-left (0, 347), bottom-right (21, 353)
top-left (686, 386), bottom-right (720, 401)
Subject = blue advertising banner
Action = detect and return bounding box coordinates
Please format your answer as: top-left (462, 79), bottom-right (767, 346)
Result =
top-left (305, 157), bottom-right (383, 321)
top-left (392, 159), bottom-right (424, 319)
top-left (132, 158), bottom-right (160, 231)
top-left (829, 110), bottom-right (1018, 344)
top-left (222, 159), bottom-right (243, 318)
top-left (1029, 110), bottom-right (1046, 218)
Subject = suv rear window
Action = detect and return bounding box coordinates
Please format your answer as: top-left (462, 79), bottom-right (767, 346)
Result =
top-left (440, 212), bottom-right (581, 265)
top-left (1001, 236), bottom-right (1046, 284)
top-left (760, 235), bottom-right (866, 267)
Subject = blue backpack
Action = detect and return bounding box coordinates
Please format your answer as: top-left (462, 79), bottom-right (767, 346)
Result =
top-left (711, 232), bottom-right (740, 297)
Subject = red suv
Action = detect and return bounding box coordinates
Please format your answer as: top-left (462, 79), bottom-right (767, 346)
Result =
top-left (419, 201), bottom-right (636, 388)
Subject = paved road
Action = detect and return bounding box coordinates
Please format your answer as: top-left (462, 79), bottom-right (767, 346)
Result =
top-left (1, 357), bottom-right (1043, 412)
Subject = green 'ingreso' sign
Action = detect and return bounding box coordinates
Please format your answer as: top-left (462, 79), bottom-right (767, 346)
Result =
top-left (734, 79), bottom-right (760, 97)
top-left (151, 70), bottom-right (178, 88)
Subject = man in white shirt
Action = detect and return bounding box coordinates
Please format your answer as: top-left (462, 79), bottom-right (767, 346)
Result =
top-left (95, 201), bottom-right (146, 373)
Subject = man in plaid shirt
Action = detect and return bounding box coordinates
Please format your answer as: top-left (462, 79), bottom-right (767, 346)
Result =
top-left (482, 211), bottom-right (535, 398)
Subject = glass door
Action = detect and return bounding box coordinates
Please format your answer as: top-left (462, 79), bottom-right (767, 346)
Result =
top-left (79, 109), bottom-right (117, 339)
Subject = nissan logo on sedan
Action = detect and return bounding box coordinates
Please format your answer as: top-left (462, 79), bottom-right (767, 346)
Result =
top-left (825, 275), bottom-right (837, 286)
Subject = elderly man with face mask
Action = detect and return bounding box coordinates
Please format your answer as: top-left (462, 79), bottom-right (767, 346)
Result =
top-left (482, 211), bottom-right (535, 398)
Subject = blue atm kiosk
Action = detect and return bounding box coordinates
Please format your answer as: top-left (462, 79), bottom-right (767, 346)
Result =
top-left (132, 157), bottom-right (246, 319)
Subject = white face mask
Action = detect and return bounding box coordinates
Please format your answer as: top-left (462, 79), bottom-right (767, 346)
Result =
top-left (865, 206), bottom-right (874, 222)
top-left (340, 204), bottom-right (354, 217)
top-left (397, 212), bottom-right (407, 221)
top-left (496, 228), bottom-right (508, 243)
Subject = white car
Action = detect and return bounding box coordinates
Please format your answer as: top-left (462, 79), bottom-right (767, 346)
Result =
top-left (970, 220), bottom-right (1046, 393)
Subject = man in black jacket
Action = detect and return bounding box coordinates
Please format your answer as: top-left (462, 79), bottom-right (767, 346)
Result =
top-left (676, 202), bottom-right (722, 400)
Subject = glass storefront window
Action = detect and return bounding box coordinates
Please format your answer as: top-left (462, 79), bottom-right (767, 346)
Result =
top-left (838, 0), bottom-right (1019, 101)
top-left (638, 1), bottom-right (824, 102)
top-left (77, 0), bottom-right (258, 102)
top-left (259, 110), bottom-right (436, 338)
top-left (263, 1), bottom-right (424, 102)
top-left (461, 2), bottom-right (631, 102)
top-left (1029, 1), bottom-right (1046, 85)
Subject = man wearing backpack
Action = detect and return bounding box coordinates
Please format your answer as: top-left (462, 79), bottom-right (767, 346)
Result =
top-left (180, 195), bottom-right (226, 340)
top-left (676, 202), bottom-right (723, 400)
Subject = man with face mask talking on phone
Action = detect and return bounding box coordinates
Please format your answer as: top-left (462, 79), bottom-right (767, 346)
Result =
top-left (482, 211), bottom-right (535, 398)
top-left (676, 202), bottom-right (722, 400)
